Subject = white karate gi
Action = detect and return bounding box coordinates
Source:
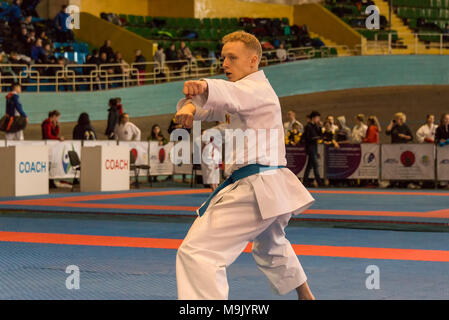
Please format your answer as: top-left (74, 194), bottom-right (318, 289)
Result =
top-left (201, 140), bottom-right (220, 185)
top-left (416, 123), bottom-right (438, 143)
top-left (114, 121), bottom-right (141, 141)
top-left (176, 70), bottom-right (315, 299)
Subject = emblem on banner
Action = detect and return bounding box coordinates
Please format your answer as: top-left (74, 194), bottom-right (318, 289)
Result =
top-left (400, 151), bottom-right (415, 167)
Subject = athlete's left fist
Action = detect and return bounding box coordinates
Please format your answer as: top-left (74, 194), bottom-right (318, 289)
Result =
top-left (183, 80), bottom-right (208, 97)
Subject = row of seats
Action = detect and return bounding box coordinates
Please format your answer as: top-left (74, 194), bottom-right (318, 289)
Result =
top-left (324, 0), bottom-right (398, 42)
top-left (393, 0), bottom-right (449, 8)
top-left (397, 6), bottom-right (449, 20)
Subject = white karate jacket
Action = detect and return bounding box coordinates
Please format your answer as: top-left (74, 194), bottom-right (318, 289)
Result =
top-left (177, 70), bottom-right (314, 219)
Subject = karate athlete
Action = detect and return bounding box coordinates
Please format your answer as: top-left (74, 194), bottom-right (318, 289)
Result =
top-left (175, 31), bottom-right (316, 300)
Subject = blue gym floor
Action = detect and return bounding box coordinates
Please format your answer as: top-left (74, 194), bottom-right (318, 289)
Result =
top-left (0, 187), bottom-right (448, 299)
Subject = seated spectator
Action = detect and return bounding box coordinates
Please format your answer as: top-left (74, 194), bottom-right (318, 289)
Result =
top-left (436, 113), bottom-right (449, 146)
top-left (148, 124), bottom-right (168, 145)
top-left (21, 0), bottom-right (40, 17)
top-left (178, 41), bottom-right (193, 62)
top-left (335, 116), bottom-right (351, 143)
top-left (363, 115), bottom-right (381, 143)
top-left (41, 110), bottom-right (64, 141)
top-left (276, 43), bottom-right (287, 62)
top-left (54, 5), bottom-right (74, 42)
top-left (0, 0), bottom-right (23, 31)
top-left (386, 112), bottom-right (413, 143)
top-left (114, 113), bottom-right (141, 141)
top-left (73, 112), bottom-right (96, 140)
top-left (165, 43), bottom-right (178, 69)
top-left (105, 98), bottom-right (119, 139)
top-left (416, 114), bottom-right (437, 144)
top-left (20, 15), bottom-right (34, 33)
top-left (113, 52), bottom-right (129, 77)
top-left (321, 120), bottom-right (339, 148)
top-left (285, 122), bottom-right (302, 146)
top-left (134, 49), bottom-right (146, 85)
top-left (283, 110), bottom-right (303, 135)
top-left (100, 40), bottom-right (115, 61)
top-left (352, 114), bottom-right (368, 143)
top-left (30, 38), bottom-right (45, 62)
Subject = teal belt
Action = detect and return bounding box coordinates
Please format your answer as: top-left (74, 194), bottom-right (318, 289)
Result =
top-left (197, 164), bottom-right (285, 217)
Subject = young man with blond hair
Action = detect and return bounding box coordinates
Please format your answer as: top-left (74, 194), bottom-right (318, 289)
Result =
top-left (175, 31), bottom-right (315, 300)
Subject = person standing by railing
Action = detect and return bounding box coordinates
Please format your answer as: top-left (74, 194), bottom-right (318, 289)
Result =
top-left (0, 83), bottom-right (28, 141)
top-left (416, 114), bottom-right (437, 144)
top-left (153, 44), bottom-right (166, 81)
top-left (386, 112), bottom-right (413, 144)
top-left (352, 114), bottom-right (368, 143)
top-left (363, 115), bottom-right (381, 144)
top-left (134, 49), bottom-right (146, 85)
top-left (436, 113), bottom-right (449, 146)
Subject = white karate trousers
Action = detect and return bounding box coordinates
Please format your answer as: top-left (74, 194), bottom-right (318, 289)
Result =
top-left (5, 130), bottom-right (24, 141)
top-left (176, 176), bottom-right (307, 300)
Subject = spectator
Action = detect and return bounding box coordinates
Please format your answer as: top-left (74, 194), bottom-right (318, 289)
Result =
top-left (436, 113), bottom-right (449, 146)
top-left (1, 83), bottom-right (28, 141)
top-left (21, 15), bottom-right (34, 33)
top-left (201, 132), bottom-right (220, 191)
top-left (105, 98), bottom-right (119, 139)
top-left (165, 43), bottom-right (178, 71)
top-left (41, 109), bottom-right (64, 141)
top-left (31, 38), bottom-right (45, 62)
top-left (352, 113), bottom-right (368, 143)
top-left (149, 124), bottom-right (168, 145)
top-left (283, 110), bottom-right (303, 135)
top-left (113, 52), bottom-right (130, 79)
top-left (416, 114), bottom-right (437, 144)
top-left (134, 49), bottom-right (146, 85)
top-left (321, 120), bottom-right (339, 148)
top-left (335, 116), bottom-right (351, 143)
top-left (153, 44), bottom-right (166, 80)
top-left (115, 97), bottom-right (124, 115)
top-left (21, 0), bottom-right (40, 17)
top-left (73, 112), bottom-right (96, 140)
top-left (325, 115), bottom-right (338, 132)
top-left (285, 122), bottom-right (302, 146)
top-left (178, 41), bottom-right (193, 61)
top-left (302, 111), bottom-right (323, 187)
top-left (54, 5), bottom-right (74, 42)
top-left (0, 0), bottom-right (23, 31)
top-left (114, 113), bottom-right (141, 141)
top-left (363, 115), bottom-right (381, 143)
top-left (386, 112), bottom-right (413, 143)
top-left (276, 42), bottom-right (287, 62)
top-left (99, 40), bottom-right (115, 61)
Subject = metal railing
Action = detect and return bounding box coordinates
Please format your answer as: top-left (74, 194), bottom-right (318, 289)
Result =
top-left (4, 32), bottom-right (448, 92)
top-left (360, 31), bottom-right (449, 55)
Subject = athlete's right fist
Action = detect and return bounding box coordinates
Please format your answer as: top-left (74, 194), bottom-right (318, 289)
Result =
top-left (175, 103), bottom-right (196, 129)
top-left (183, 80), bottom-right (208, 98)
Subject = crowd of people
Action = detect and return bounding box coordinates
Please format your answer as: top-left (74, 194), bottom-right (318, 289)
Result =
top-left (284, 109), bottom-right (449, 189)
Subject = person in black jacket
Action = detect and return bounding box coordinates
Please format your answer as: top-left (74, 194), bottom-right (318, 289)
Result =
top-left (302, 111), bottom-right (323, 187)
top-left (385, 112), bottom-right (413, 144)
top-left (73, 112), bottom-right (96, 140)
top-left (436, 113), bottom-right (449, 145)
top-left (105, 98), bottom-right (119, 139)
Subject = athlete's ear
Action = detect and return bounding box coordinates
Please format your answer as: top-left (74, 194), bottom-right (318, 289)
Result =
top-left (250, 54), bottom-right (258, 67)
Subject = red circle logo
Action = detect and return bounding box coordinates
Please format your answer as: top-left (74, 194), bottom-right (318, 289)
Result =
top-left (400, 151), bottom-right (415, 167)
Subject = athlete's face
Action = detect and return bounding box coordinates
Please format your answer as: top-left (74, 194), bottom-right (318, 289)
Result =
top-left (221, 41), bottom-right (259, 82)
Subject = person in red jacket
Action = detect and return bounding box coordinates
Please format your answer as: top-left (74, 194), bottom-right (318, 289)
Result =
top-left (363, 115), bottom-right (381, 143)
top-left (41, 110), bottom-right (64, 141)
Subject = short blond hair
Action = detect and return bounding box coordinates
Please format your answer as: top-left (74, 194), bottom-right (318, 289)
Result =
top-left (394, 112), bottom-right (406, 122)
top-left (222, 30), bottom-right (262, 64)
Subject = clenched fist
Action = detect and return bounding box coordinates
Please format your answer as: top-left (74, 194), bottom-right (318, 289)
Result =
top-left (175, 103), bottom-right (196, 129)
top-left (183, 80), bottom-right (208, 98)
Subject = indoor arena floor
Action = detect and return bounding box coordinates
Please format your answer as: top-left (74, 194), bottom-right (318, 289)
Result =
top-left (0, 188), bottom-right (448, 300)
